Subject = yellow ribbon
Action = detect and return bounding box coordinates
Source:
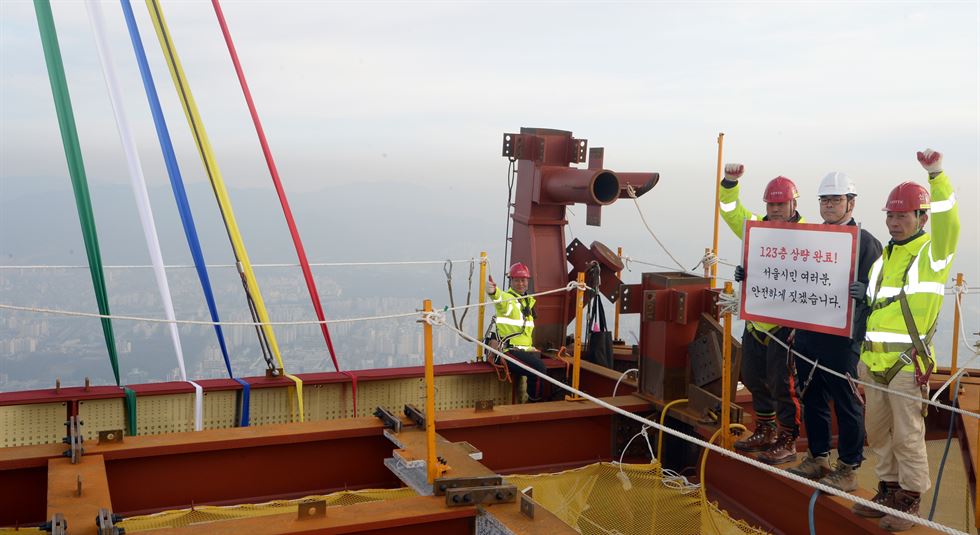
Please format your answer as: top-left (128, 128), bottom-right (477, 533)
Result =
top-left (145, 0), bottom-right (303, 421)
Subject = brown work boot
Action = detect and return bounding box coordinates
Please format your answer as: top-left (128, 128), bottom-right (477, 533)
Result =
top-left (879, 489), bottom-right (920, 531)
top-left (852, 481), bottom-right (900, 518)
top-left (734, 421), bottom-right (777, 453)
top-left (818, 460), bottom-right (859, 492)
top-left (787, 453), bottom-right (831, 480)
top-left (757, 429), bottom-right (798, 465)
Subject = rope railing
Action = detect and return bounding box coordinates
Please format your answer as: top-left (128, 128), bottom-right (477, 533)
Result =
top-left (0, 281), bottom-right (587, 329)
top-left (0, 258), bottom-right (483, 270)
top-left (427, 315), bottom-right (967, 535)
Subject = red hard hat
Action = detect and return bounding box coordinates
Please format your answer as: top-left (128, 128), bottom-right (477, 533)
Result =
top-left (508, 262), bottom-right (531, 279)
top-left (763, 176), bottom-right (800, 203)
top-left (883, 181), bottom-right (930, 212)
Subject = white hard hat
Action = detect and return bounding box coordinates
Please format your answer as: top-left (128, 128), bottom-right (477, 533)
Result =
top-left (817, 171), bottom-right (857, 197)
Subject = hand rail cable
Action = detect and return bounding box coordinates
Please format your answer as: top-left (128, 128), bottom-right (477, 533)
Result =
top-left (429, 316), bottom-right (967, 535)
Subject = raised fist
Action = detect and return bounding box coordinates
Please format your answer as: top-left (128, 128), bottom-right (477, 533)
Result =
top-left (724, 163), bottom-right (745, 182)
top-left (486, 275), bottom-right (497, 296)
top-left (917, 149), bottom-right (943, 174)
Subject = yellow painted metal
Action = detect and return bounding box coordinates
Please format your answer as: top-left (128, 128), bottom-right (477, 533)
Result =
top-left (78, 398), bottom-right (126, 443)
top-left (567, 272), bottom-right (586, 401)
top-left (303, 382), bottom-right (354, 421)
top-left (614, 247), bottom-right (622, 341)
top-left (721, 282), bottom-right (734, 449)
top-left (423, 299), bottom-right (437, 484)
top-left (203, 390), bottom-right (240, 430)
top-left (951, 273), bottom-right (963, 384)
top-left (351, 374), bottom-right (510, 418)
top-left (477, 251), bottom-right (488, 361)
top-left (0, 402), bottom-right (65, 447)
top-left (135, 393), bottom-right (196, 436)
top-left (711, 133), bottom-right (725, 289)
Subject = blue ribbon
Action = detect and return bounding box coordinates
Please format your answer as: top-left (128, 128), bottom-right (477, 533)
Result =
top-left (119, 0), bottom-right (249, 426)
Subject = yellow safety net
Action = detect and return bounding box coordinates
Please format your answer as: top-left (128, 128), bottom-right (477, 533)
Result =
top-left (505, 462), bottom-right (770, 535)
top-left (117, 487), bottom-right (418, 532)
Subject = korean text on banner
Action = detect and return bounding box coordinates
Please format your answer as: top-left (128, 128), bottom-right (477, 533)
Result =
top-left (739, 220), bottom-right (859, 337)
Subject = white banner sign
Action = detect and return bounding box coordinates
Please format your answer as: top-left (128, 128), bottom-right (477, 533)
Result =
top-left (739, 220), bottom-right (859, 337)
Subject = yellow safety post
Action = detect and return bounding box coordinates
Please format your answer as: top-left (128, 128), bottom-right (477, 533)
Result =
top-left (950, 273), bottom-right (963, 390)
top-left (721, 282), bottom-right (734, 449)
top-left (614, 247), bottom-right (623, 341)
top-left (566, 272), bottom-right (586, 401)
top-left (476, 252), bottom-right (488, 361)
top-left (711, 133), bottom-right (725, 289)
top-left (423, 299), bottom-right (437, 484)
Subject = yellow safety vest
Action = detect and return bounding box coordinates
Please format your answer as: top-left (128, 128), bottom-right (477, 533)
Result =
top-left (861, 172), bottom-right (960, 374)
top-left (490, 287), bottom-right (536, 349)
top-left (719, 181), bottom-right (804, 335)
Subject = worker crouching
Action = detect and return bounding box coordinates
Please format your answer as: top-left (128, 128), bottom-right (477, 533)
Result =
top-left (851, 149), bottom-right (960, 531)
top-left (487, 262), bottom-right (548, 402)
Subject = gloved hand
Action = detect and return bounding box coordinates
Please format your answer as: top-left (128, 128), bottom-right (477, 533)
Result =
top-left (724, 163), bottom-right (745, 182)
top-left (487, 275), bottom-right (497, 296)
top-left (917, 149), bottom-right (943, 175)
top-left (734, 265), bottom-right (745, 283)
top-left (849, 281), bottom-right (867, 300)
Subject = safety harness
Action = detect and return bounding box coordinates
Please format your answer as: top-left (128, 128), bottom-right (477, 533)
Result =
top-left (482, 290), bottom-right (535, 384)
top-left (864, 252), bottom-right (937, 388)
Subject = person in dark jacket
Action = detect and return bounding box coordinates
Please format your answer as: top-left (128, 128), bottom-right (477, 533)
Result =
top-left (788, 172), bottom-right (882, 491)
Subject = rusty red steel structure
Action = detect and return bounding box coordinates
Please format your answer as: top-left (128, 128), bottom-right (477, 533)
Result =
top-left (502, 128), bottom-right (658, 349)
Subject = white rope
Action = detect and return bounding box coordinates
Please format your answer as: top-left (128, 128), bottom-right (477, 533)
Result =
top-left (435, 321), bottom-right (965, 535)
top-left (758, 329), bottom-right (980, 420)
top-left (612, 368), bottom-right (638, 397)
top-left (623, 255), bottom-right (736, 282)
top-left (625, 185), bottom-right (687, 272)
top-left (0, 258), bottom-right (481, 270)
top-left (717, 291), bottom-right (739, 316)
top-left (0, 282), bottom-right (588, 328)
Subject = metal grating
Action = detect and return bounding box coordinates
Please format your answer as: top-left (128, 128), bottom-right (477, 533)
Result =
top-left (78, 398), bottom-right (126, 442)
top-left (203, 390), bottom-right (239, 430)
top-left (0, 402), bottom-right (65, 447)
top-left (136, 393), bottom-right (195, 436)
top-left (248, 386), bottom-right (295, 426)
top-left (353, 375), bottom-right (512, 418)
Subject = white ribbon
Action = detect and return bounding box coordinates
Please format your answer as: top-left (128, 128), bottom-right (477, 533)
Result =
top-left (86, 1), bottom-right (200, 431)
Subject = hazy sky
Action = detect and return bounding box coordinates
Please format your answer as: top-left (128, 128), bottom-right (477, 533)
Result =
top-left (1, 1), bottom-right (978, 320)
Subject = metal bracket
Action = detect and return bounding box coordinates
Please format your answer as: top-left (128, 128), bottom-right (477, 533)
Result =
top-left (446, 484), bottom-right (517, 507)
top-left (519, 487), bottom-right (535, 519)
top-left (404, 403), bottom-right (426, 428)
top-left (98, 429), bottom-right (124, 445)
top-left (643, 290), bottom-right (658, 322)
top-left (297, 500), bottom-right (326, 520)
top-left (265, 367), bottom-right (283, 378)
top-left (433, 475), bottom-right (503, 496)
top-left (41, 513), bottom-right (67, 535)
top-left (475, 399), bottom-right (494, 412)
top-left (95, 508), bottom-right (123, 535)
top-left (62, 416), bottom-right (84, 464)
top-left (373, 406), bottom-right (402, 433)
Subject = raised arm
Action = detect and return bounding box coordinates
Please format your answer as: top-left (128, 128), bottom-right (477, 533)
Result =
top-left (719, 163), bottom-right (765, 239)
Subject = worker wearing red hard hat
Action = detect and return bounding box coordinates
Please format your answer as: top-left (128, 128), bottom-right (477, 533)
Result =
top-left (486, 262), bottom-right (547, 401)
top-left (719, 165), bottom-right (805, 465)
top-left (851, 149), bottom-right (960, 530)
top-left (787, 172), bottom-right (882, 493)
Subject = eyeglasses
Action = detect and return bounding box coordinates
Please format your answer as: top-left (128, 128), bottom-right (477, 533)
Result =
top-left (819, 196), bottom-right (846, 206)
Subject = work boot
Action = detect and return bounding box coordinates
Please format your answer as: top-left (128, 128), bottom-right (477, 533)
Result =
top-left (734, 420), bottom-right (777, 453)
top-left (852, 481), bottom-right (900, 518)
top-left (787, 453), bottom-right (830, 480)
top-left (818, 460), bottom-right (859, 492)
top-left (757, 429), bottom-right (798, 465)
top-left (879, 489), bottom-right (921, 532)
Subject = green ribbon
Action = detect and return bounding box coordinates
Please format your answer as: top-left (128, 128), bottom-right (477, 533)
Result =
top-left (124, 388), bottom-right (138, 436)
top-left (33, 0), bottom-right (121, 386)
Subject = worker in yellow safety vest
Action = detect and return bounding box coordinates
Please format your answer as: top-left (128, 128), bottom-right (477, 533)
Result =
top-left (850, 149), bottom-right (960, 531)
top-left (719, 164), bottom-right (805, 465)
top-left (487, 262), bottom-right (548, 402)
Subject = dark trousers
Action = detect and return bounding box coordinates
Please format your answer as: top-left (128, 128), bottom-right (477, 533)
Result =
top-left (506, 349), bottom-right (547, 400)
top-left (740, 327), bottom-right (801, 432)
top-left (794, 337), bottom-right (865, 465)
